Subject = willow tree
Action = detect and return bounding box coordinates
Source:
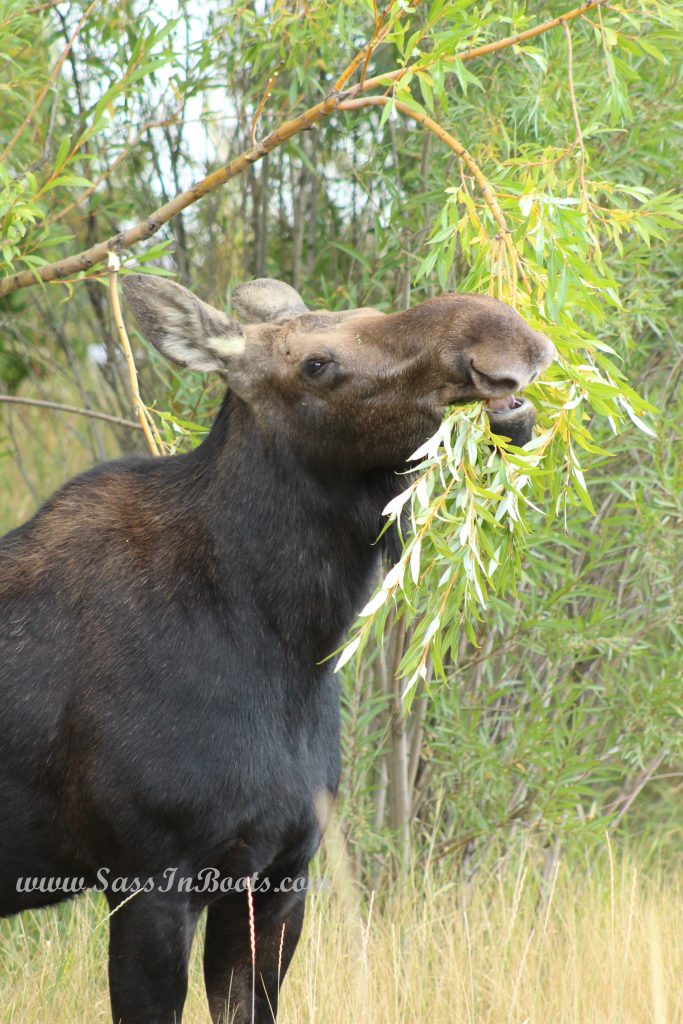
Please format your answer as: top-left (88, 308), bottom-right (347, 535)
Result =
top-left (1, 0), bottom-right (681, 874)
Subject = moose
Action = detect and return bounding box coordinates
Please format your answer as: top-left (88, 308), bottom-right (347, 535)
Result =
top-left (0, 274), bottom-right (554, 1023)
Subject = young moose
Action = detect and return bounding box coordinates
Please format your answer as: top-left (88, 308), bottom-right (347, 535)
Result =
top-left (0, 276), bottom-right (554, 1023)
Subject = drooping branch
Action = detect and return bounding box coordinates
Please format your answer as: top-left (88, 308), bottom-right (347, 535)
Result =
top-left (339, 96), bottom-right (527, 289)
top-left (108, 253), bottom-right (162, 456)
top-left (0, 0), bottom-right (603, 299)
top-left (562, 21), bottom-right (589, 209)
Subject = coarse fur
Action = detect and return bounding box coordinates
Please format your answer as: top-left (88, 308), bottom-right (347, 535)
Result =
top-left (0, 276), bottom-right (555, 1024)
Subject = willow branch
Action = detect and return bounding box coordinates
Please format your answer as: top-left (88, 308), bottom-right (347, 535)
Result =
top-left (562, 21), bottom-right (589, 209)
top-left (0, 394), bottom-right (141, 430)
top-left (339, 96), bottom-right (527, 288)
top-left (107, 253), bottom-right (161, 456)
top-left (250, 63), bottom-right (284, 146)
top-left (359, 0), bottom-right (403, 91)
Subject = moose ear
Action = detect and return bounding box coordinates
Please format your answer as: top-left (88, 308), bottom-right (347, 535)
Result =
top-left (122, 275), bottom-right (245, 372)
top-left (231, 278), bottom-right (307, 323)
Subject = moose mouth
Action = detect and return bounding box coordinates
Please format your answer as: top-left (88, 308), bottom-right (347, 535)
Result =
top-left (483, 394), bottom-right (534, 447)
top-left (485, 395), bottom-right (527, 415)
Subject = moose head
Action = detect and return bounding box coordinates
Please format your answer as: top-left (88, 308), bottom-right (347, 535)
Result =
top-left (122, 276), bottom-right (555, 466)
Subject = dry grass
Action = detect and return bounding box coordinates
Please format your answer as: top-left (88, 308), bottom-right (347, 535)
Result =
top-left (0, 376), bottom-right (128, 536)
top-left (1, 844), bottom-right (681, 1024)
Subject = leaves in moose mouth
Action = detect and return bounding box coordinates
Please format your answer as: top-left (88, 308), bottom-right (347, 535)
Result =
top-left (335, 345), bottom-right (658, 706)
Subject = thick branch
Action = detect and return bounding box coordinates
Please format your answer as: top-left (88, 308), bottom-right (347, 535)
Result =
top-left (0, 88), bottom-right (360, 299)
top-left (0, 93), bottom-right (344, 298)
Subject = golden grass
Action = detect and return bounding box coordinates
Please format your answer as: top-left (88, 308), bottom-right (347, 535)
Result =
top-left (0, 370), bottom-right (129, 536)
top-left (1, 845), bottom-right (681, 1023)
top-left (0, 403), bottom-right (114, 536)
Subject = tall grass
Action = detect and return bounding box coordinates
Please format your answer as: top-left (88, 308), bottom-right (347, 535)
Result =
top-left (1, 843), bottom-right (680, 1023)
top-left (0, 390), bottom-right (123, 536)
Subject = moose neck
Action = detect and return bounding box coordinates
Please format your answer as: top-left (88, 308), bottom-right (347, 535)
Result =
top-left (186, 392), bottom-right (398, 665)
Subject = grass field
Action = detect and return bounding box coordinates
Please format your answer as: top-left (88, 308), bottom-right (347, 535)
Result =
top-left (1, 843), bottom-right (681, 1024)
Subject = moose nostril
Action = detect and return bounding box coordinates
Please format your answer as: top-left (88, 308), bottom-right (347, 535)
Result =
top-left (471, 363), bottom-right (520, 393)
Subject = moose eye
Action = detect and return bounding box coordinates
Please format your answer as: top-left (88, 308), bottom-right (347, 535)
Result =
top-left (301, 357), bottom-right (330, 378)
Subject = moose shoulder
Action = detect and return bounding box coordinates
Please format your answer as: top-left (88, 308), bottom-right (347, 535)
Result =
top-left (0, 277), bottom-right (554, 1024)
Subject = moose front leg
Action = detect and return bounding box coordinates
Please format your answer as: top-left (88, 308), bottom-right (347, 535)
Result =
top-left (203, 874), bottom-right (308, 1024)
top-left (107, 889), bottom-right (200, 1024)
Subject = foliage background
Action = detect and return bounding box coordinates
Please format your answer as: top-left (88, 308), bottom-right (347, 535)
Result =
top-left (0, 0), bottom-right (681, 886)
